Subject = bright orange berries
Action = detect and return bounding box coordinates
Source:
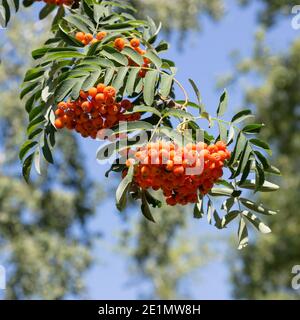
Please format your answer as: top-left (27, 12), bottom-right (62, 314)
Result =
top-left (54, 84), bottom-right (141, 139)
top-left (114, 38), bottom-right (126, 51)
top-left (75, 30), bottom-right (107, 46)
top-left (124, 141), bottom-right (231, 206)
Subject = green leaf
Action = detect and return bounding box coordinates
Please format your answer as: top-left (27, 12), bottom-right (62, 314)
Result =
top-left (102, 22), bottom-right (135, 31)
top-left (29, 104), bottom-right (44, 121)
top-left (143, 50), bottom-right (162, 69)
top-left (126, 68), bottom-right (139, 95)
top-left (237, 217), bottom-right (248, 250)
top-left (39, 4), bottom-right (56, 20)
top-left (34, 148), bottom-right (41, 175)
top-left (242, 123), bottom-right (264, 134)
top-left (238, 179), bottom-right (279, 192)
top-left (217, 89), bottom-right (228, 117)
top-left (81, 57), bottom-right (114, 68)
top-left (155, 40), bottom-right (169, 53)
top-left (188, 79), bottom-right (201, 106)
top-left (221, 210), bottom-right (239, 228)
top-left (20, 82), bottom-right (41, 99)
top-left (24, 68), bottom-right (44, 82)
top-left (209, 187), bottom-right (237, 197)
top-left (44, 51), bottom-right (85, 61)
top-left (144, 190), bottom-right (162, 208)
top-left (104, 67), bottom-right (115, 85)
top-left (58, 25), bottom-right (84, 47)
top-left (159, 73), bottom-right (174, 98)
top-left (231, 109), bottom-right (254, 123)
top-left (81, 69), bottom-right (101, 91)
top-left (55, 78), bottom-right (78, 101)
top-left (22, 153), bottom-right (34, 183)
top-left (255, 162), bottom-right (265, 191)
top-left (64, 15), bottom-right (92, 34)
top-left (19, 140), bottom-right (37, 161)
top-left (242, 211), bottom-right (271, 234)
top-left (141, 192), bottom-right (156, 222)
top-left (217, 120), bottom-right (228, 143)
top-left (129, 106), bottom-right (161, 117)
top-left (122, 46), bottom-right (144, 66)
top-left (158, 127), bottom-right (192, 145)
top-left (27, 115), bottom-right (45, 133)
top-left (214, 210), bottom-right (222, 229)
top-left (265, 165), bottom-right (281, 175)
top-left (232, 141), bottom-right (252, 178)
top-left (250, 138), bottom-right (272, 155)
top-left (254, 150), bottom-right (270, 170)
top-left (143, 70), bottom-right (158, 106)
top-left (228, 132), bottom-right (247, 166)
top-left (238, 158), bottom-right (252, 186)
top-left (240, 198), bottom-right (278, 215)
top-left (42, 134), bottom-right (53, 164)
top-left (115, 165), bottom-right (134, 211)
top-left (111, 121), bottom-right (153, 135)
top-left (112, 66), bottom-right (128, 91)
top-left (162, 108), bottom-right (194, 120)
top-left (94, 3), bottom-right (105, 22)
top-left (193, 195), bottom-right (203, 219)
top-left (101, 46), bottom-right (128, 65)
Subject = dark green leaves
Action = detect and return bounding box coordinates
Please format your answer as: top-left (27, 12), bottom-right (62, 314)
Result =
top-left (0, 0), bottom-right (20, 27)
top-left (115, 165), bottom-right (134, 211)
top-left (141, 191), bottom-right (156, 222)
top-left (231, 109), bottom-right (254, 123)
top-left (242, 123), bottom-right (264, 134)
top-left (143, 70), bottom-right (158, 105)
top-left (188, 79), bottom-right (201, 106)
top-left (101, 46), bottom-right (128, 65)
top-left (217, 89), bottom-right (228, 117)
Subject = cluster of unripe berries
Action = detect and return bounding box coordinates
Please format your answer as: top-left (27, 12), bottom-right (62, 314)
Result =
top-left (54, 84), bottom-right (140, 139)
top-left (124, 141), bottom-right (231, 206)
top-left (75, 31), bottom-right (107, 46)
top-left (36, 0), bottom-right (74, 5)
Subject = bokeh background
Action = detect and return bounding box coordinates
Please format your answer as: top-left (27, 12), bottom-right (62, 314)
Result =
top-left (0, 0), bottom-right (299, 299)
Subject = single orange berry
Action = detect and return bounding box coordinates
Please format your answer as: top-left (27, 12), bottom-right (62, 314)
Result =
top-left (114, 38), bottom-right (125, 51)
top-left (85, 33), bottom-right (94, 43)
top-left (54, 118), bottom-right (64, 129)
top-left (55, 109), bottom-right (64, 117)
top-left (103, 86), bottom-right (116, 98)
top-left (96, 31), bottom-right (107, 41)
top-left (130, 38), bottom-right (140, 48)
top-left (75, 32), bottom-right (85, 41)
top-left (88, 87), bottom-right (98, 98)
top-left (97, 83), bottom-right (106, 93)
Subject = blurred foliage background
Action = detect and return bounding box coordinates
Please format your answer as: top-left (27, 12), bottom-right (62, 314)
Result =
top-left (0, 0), bottom-right (299, 299)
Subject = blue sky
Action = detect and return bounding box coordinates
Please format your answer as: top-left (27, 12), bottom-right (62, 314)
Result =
top-left (81, 0), bottom-right (298, 299)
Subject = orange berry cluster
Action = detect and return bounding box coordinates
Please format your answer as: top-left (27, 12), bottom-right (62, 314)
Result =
top-left (75, 31), bottom-right (107, 46)
top-left (114, 37), bottom-right (151, 78)
top-left (36, 0), bottom-right (74, 5)
top-left (54, 84), bottom-right (141, 139)
top-left (124, 141), bottom-right (231, 206)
